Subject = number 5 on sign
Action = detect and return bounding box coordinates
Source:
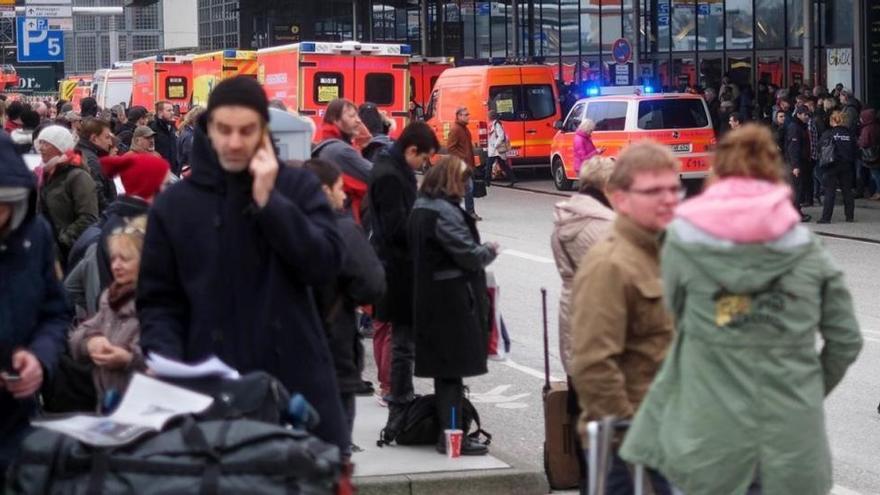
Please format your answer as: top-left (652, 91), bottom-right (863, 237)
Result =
top-left (16, 17), bottom-right (64, 63)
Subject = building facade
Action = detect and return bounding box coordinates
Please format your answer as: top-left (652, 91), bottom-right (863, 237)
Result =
top-left (193, 0), bottom-right (875, 107)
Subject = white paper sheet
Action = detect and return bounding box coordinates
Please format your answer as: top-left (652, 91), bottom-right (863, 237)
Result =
top-left (145, 353), bottom-right (240, 380)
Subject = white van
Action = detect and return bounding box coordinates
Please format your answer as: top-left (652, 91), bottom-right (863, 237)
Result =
top-left (92, 67), bottom-right (133, 110)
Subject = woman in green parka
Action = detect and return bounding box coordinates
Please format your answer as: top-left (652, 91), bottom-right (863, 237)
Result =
top-left (620, 124), bottom-right (863, 495)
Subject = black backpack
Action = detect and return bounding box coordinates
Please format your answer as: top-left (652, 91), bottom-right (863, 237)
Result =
top-left (376, 394), bottom-right (492, 447)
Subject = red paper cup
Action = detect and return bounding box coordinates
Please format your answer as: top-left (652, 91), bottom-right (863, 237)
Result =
top-left (445, 429), bottom-right (463, 458)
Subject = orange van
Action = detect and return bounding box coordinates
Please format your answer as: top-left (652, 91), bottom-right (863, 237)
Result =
top-left (425, 65), bottom-right (561, 165)
top-left (132, 55), bottom-right (193, 114)
top-left (549, 88), bottom-right (716, 190)
top-left (258, 41), bottom-right (411, 140)
top-left (409, 56), bottom-right (453, 109)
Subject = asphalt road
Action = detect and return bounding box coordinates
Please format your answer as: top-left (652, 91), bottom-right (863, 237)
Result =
top-left (405, 174), bottom-right (880, 494)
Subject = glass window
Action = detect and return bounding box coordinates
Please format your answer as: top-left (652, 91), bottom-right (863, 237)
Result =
top-left (788, 53), bottom-right (804, 86)
top-left (757, 55), bottom-right (784, 86)
top-left (755, 0), bottom-right (784, 48)
top-left (725, 0), bottom-right (753, 49)
top-left (491, 1), bottom-right (510, 57)
top-left (699, 54), bottom-right (723, 89)
top-left (787, 0), bottom-right (804, 48)
top-left (563, 101), bottom-right (586, 132)
top-left (424, 89), bottom-right (438, 120)
top-left (825, 0), bottom-right (853, 46)
top-left (165, 76), bottom-right (188, 100)
top-left (673, 56), bottom-right (696, 89)
top-left (365, 74), bottom-right (394, 105)
top-left (671, 0), bottom-right (695, 51)
top-left (727, 55), bottom-right (753, 88)
top-left (697, 1), bottom-right (722, 51)
top-left (475, 2), bottom-right (491, 59)
top-left (586, 101), bottom-right (628, 131)
top-left (657, 0), bottom-right (671, 51)
top-left (314, 72), bottom-right (344, 104)
top-left (601, 2), bottom-right (622, 53)
top-left (580, 0), bottom-right (600, 54)
top-left (637, 99), bottom-right (709, 129)
top-left (561, 0), bottom-right (579, 56)
top-left (523, 85), bottom-right (556, 120)
top-left (489, 85), bottom-right (522, 121)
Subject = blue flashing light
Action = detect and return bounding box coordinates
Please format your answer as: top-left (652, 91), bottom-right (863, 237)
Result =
top-left (400, 44), bottom-right (412, 55)
top-left (300, 42), bottom-right (316, 53)
top-left (586, 86), bottom-right (600, 97)
top-left (643, 85), bottom-right (656, 94)
top-left (223, 49), bottom-right (237, 58)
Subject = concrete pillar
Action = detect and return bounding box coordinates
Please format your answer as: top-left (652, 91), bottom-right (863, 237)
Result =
top-left (109, 14), bottom-right (119, 65)
top-left (421, 0), bottom-right (429, 55)
top-left (853, 0), bottom-right (863, 97)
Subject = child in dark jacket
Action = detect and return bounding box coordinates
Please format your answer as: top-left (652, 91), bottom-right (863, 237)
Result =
top-left (304, 158), bottom-right (386, 458)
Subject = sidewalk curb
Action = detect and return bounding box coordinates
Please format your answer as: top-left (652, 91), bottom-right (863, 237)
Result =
top-left (355, 467), bottom-right (549, 495)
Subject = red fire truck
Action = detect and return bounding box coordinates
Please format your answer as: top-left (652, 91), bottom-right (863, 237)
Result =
top-left (258, 41), bottom-right (411, 139)
top-left (132, 55), bottom-right (194, 114)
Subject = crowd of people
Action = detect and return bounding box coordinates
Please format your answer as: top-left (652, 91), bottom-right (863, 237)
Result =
top-left (0, 72), bottom-right (873, 493)
top-left (703, 79), bottom-right (880, 224)
top-left (0, 75), bottom-right (503, 490)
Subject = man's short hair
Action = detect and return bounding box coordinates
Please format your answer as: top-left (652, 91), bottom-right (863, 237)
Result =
top-left (20, 110), bottom-right (40, 130)
top-left (127, 105), bottom-right (148, 122)
top-left (578, 156), bottom-right (616, 193)
top-left (6, 101), bottom-right (23, 120)
top-left (607, 142), bottom-right (679, 191)
top-left (323, 98), bottom-right (357, 124)
top-left (395, 121), bottom-right (440, 155)
top-left (79, 117), bottom-right (110, 141)
top-left (729, 112), bottom-right (743, 123)
top-left (155, 100), bottom-right (171, 113)
top-left (303, 158), bottom-right (342, 188)
top-left (358, 102), bottom-right (384, 135)
top-left (456, 106), bottom-right (468, 116)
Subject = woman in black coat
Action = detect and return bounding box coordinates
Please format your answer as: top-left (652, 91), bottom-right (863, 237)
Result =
top-left (408, 156), bottom-right (499, 456)
top-left (817, 110), bottom-right (857, 223)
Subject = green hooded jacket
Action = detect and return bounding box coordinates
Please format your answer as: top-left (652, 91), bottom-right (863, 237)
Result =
top-left (620, 219), bottom-right (862, 495)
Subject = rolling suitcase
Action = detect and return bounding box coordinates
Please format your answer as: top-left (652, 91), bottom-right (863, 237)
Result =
top-left (541, 287), bottom-right (581, 490)
top-left (586, 418), bottom-right (645, 495)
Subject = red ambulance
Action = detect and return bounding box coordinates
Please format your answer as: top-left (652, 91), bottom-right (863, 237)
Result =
top-left (131, 55), bottom-right (194, 114)
top-left (257, 41), bottom-right (411, 140)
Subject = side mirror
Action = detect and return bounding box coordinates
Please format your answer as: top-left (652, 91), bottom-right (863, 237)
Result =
top-left (553, 120), bottom-right (563, 130)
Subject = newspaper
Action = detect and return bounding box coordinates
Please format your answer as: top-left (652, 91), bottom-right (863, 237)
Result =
top-left (32, 373), bottom-right (214, 447)
top-left (145, 353), bottom-right (240, 380)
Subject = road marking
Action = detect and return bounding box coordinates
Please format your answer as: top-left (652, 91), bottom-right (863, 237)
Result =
top-left (832, 484), bottom-right (864, 495)
top-left (500, 358), bottom-right (563, 383)
top-left (470, 384), bottom-right (531, 409)
top-left (500, 249), bottom-right (555, 264)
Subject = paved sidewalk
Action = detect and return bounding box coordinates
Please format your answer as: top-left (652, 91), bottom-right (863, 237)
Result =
top-left (804, 198), bottom-right (880, 242)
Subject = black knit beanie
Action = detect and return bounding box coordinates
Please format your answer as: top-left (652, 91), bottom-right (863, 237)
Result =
top-left (207, 76), bottom-right (270, 123)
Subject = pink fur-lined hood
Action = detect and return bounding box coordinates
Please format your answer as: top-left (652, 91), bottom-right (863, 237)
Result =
top-left (675, 177), bottom-right (800, 243)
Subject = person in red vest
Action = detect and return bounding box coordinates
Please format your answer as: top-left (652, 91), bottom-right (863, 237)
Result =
top-left (313, 99), bottom-right (373, 224)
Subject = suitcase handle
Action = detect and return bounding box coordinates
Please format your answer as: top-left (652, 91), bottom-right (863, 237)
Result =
top-left (541, 288), bottom-right (550, 392)
top-left (587, 418), bottom-right (640, 495)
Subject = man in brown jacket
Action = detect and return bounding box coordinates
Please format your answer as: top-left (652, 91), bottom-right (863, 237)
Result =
top-left (569, 142), bottom-right (680, 493)
top-left (446, 106), bottom-right (479, 219)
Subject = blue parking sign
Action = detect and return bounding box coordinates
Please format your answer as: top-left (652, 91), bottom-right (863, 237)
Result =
top-left (16, 17), bottom-right (64, 63)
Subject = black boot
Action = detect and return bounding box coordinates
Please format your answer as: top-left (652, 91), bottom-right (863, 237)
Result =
top-left (380, 402), bottom-right (408, 444)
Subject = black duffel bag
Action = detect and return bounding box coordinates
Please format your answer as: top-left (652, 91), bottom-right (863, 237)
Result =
top-left (7, 417), bottom-right (341, 495)
top-left (163, 371), bottom-right (293, 425)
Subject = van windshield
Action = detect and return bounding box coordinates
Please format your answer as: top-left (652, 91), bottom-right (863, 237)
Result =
top-left (637, 99), bottom-right (709, 130)
top-left (489, 84), bottom-right (556, 121)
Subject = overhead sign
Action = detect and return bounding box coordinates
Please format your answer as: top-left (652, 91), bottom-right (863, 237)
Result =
top-left (0, 7), bottom-right (14, 18)
top-left (16, 17), bottom-right (64, 63)
top-left (612, 38), bottom-right (632, 65)
top-left (24, 16), bottom-right (72, 31)
top-left (23, 5), bottom-right (72, 17)
top-left (24, 0), bottom-right (72, 4)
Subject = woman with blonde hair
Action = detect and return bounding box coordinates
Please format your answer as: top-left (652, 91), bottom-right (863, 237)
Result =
top-left (407, 156), bottom-right (498, 456)
top-left (620, 124), bottom-right (862, 494)
top-left (572, 118), bottom-right (604, 176)
top-left (550, 155), bottom-right (615, 489)
top-left (69, 216), bottom-right (149, 409)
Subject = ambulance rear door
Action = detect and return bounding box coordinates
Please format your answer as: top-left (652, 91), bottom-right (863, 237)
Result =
top-left (300, 49), bottom-right (355, 127)
top-left (353, 49), bottom-right (410, 135)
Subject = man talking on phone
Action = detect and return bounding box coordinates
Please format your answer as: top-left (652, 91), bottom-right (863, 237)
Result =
top-left (137, 76), bottom-right (350, 452)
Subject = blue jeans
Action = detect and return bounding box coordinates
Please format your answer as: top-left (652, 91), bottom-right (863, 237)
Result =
top-left (871, 168), bottom-right (880, 195)
top-left (464, 177), bottom-right (475, 214)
